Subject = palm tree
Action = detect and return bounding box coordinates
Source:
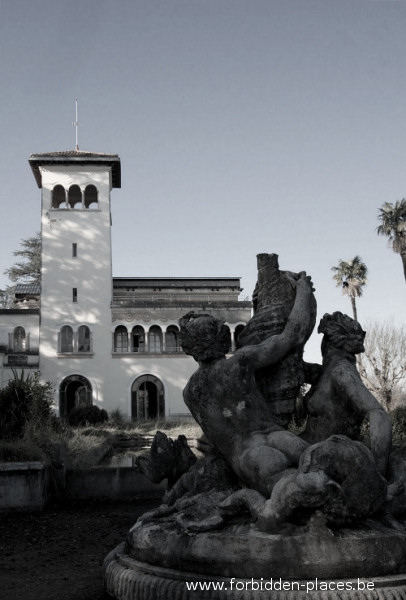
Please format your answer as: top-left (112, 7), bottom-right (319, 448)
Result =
top-left (377, 199), bottom-right (406, 283)
top-left (331, 256), bottom-right (368, 322)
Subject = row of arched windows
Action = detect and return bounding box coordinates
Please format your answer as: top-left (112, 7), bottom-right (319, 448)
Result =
top-left (52, 184), bottom-right (98, 210)
top-left (59, 325), bottom-right (91, 353)
top-left (113, 325), bottom-right (180, 353)
top-left (57, 323), bottom-right (247, 355)
top-left (113, 323), bottom-right (247, 353)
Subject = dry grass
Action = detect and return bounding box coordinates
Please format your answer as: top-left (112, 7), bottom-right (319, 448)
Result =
top-left (129, 418), bottom-right (203, 440)
top-left (65, 418), bottom-right (203, 469)
top-left (0, 418), bottom-right (204, 470)
top-left (65, 429), bottom-right (112, 469)
top-left (80, 418), bottom-right (203, 441)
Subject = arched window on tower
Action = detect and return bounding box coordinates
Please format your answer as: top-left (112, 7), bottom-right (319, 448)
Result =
top-left (68, 185), bottom-right (82, 209)
top-left (84, 185), bottom-right (98, 209)
top-left (52, 185), bottom-right (66, 209)
top-left (60, 325), bottom-right (74, 353)
top-left (149, 326), bottom-right (162, 353)
top-left (114, 326), bottom-right (128, 352)
top-left (78, 325), bottom-right (91, 352)
top-left (165, 325), bottom-right (180, 353)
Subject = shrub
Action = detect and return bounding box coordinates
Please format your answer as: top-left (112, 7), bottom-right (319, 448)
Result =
top-left (68, 404), bottom-right (109, 427)
top-left (109, 407), bottom-right (125, 425)
top-left (0, 439), bottom-right (46, 462)
top-left (0, 370), bottom-right (54, 440)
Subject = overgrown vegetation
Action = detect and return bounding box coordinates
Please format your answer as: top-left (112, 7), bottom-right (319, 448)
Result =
top-left (0, 380), bottom-right (203, 469)
top-left (64, 417), bottom-right (203, 469)
top-left (0, 370), bottom-right (54, 440)
top-left (0, 370), bottom-right (56, 462)
top-left (68, 404), bottom-right (109, 427)
top-left (65, 429), bottom-right (112, 469)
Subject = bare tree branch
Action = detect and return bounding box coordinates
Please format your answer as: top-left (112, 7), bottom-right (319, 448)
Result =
top-left (359, 320), bottom-right (406, 410)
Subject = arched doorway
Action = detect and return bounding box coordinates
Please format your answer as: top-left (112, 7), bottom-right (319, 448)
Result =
top-left (59, 375), bottom-right (92, 419)
top-left (131, 375), bottom-right (165, 421)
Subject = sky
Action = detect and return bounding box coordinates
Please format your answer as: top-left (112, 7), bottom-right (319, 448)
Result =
top-left (0, 0), bottom-right (405, 362)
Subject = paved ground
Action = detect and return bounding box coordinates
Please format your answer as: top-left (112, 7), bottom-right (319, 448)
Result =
top-left (0, 497), bottom-right (161, 600)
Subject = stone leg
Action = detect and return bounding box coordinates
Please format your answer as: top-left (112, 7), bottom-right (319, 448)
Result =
top-left (256, 470), bottom-right (341, 532)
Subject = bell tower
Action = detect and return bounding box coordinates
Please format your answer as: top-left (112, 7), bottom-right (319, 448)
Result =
top-left (29, 150), bottom-right (121, 415)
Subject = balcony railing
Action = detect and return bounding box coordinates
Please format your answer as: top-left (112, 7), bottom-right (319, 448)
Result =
top-left (111, 296), bottom-right (252, 310)
top-left (113, 347), bottom-right (183, 355)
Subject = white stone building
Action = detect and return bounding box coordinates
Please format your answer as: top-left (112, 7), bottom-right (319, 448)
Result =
top-left (0, 150), bottom-right (251, 420)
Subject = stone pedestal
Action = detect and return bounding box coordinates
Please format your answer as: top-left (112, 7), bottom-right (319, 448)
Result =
top-left (104, 547), bottom-right (406, 600)
top-left (103, 520), bottom-right (406, 599)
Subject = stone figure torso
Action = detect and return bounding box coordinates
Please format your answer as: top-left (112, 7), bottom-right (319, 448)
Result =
top-left (302, 355), bottom-right (366, 444)
top-left (183, 355), bottom-right (284, 461)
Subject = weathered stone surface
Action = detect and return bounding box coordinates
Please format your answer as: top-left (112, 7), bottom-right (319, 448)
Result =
top-left (104, 253), bottom-right (406, 600)
top-left (179, 268), bottom-right (315, 497)
top-left (105, 552), bottom-right (406, 600)
top-left (136, 431), bottom-right (196, 488)
top-left (119, 518), bottom-right (406, 579)
top-left (302, 312), bottom-right (392, 477)
top-left (257, 436), bottom-right (387, 531)
top-left (238, 253), bottom-right (317, 427)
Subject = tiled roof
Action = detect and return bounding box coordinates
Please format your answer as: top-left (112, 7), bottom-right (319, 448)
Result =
top-left (28, 150), bottom-right (121, 188)
top-left (30, 150), bottom-right (119, 159)
top-left (15, 283), bottom-right (41, 296)
top-left (113, 277), bottom-right (243, 290)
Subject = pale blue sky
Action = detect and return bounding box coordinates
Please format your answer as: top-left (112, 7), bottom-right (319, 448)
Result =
top-left (0, 0), bottom-right (405, 361)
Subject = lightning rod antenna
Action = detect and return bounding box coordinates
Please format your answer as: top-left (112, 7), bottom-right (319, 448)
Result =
top-left (73, 99), bottom-right (79, 151)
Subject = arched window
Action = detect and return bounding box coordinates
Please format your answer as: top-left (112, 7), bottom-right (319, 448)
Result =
top-left (78, 325), bottom-right (91, 352)
top-left (234, 324), bottom-right (246, 349)
top-left (59, 375), bottom-right (92, 420)
top-left (68, 185), bottom-right (82, 209)
top-left (149, 326), bottom-right (162, 353)
top-left (52, 185), bottom-right (66, 209)
top-left (132, 326), bottom-right (145, 352)
top-left (131, 375), bottom-right (165, 421)
top-left (114, 326), bottom-right (128, 352)
top-left (60, 326), bottom-right (74, 353)
top-left (165, 325), bottom-right (180, 352)
top-left (13, 326), bottom-right (26, 352)
top-left (84, 185), bottom-right (98, 209)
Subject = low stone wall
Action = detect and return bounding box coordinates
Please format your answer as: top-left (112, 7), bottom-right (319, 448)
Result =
top-left (0, 463), bottom-right (164, 511)
top-left (64, 467), bottom-right (165, 500)
top-left (0, 462), bottom-right (49, 511)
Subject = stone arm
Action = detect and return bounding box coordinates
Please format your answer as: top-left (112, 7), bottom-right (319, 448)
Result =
top-left (235, 272), bottom-right (314, 371)
top-left (332, 364), bottom-right (392, 476)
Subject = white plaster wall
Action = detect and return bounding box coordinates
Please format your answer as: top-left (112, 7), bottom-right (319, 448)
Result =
top-left (0, 161), bottom-right (250, 420)
top-left (0, 313), bottom-right (39, 348)
top-left (39, 165), bottom-right (115, 413)
top-left (37, 163), bottom-right (196, 419)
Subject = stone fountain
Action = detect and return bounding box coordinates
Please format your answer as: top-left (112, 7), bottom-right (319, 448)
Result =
top-left (104, 254), bottom-right (406, 599)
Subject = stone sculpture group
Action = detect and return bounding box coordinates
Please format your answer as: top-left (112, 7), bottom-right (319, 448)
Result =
top-left (104, 253), bottom-right (406, 599)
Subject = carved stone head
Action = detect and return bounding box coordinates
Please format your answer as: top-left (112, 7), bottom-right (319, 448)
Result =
top-left (318, 311), bottom-right (366, 355)
top-left (179, 312), bottom-right (231, 362)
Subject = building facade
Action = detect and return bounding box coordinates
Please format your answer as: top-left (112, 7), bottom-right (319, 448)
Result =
top-left (0, 150), bottom-right (251, 420)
